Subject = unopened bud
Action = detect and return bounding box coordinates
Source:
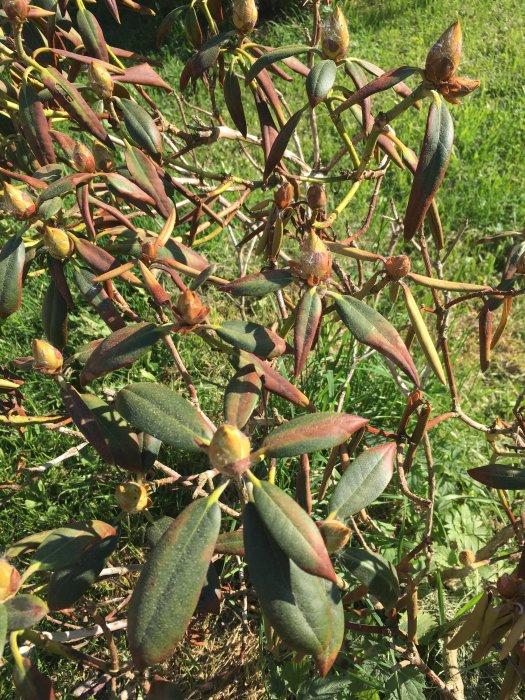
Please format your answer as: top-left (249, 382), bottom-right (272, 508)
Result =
top-left (317, 519), bottom-right (351, 553)
top-left (274, 182), bottom-right (293, 210)
top-left (140, 241), bottom-right (157, 264)
top-left (208, 424), bottom-right (251, 477)
top-left (497, 573), bottom-right (520, 599)
top-left (32, 339), bottom-right (63, 375)
top-left (2, 0), bottom-right (29, 22)
top-left (307, 184), bottom-right (327, 211)
top-left (175, 289), bottom-right (209, 326)
top-left (88, 60), bottom-right (113, 99)
top-left (232, 0), bottom-right (257, 34)
top-left (0, 559), bottom-right (20, 602)
top-left (115, 481), bottom-right (150, 513)
top-left (93, 143), bottom-right (114, 172)
top-left (321, 7), bottom-right (349, 61)
top-left (72, 143), bottom-right (95, 173)
top-left (385, 255), bottom-right (411, 280)
top-left (1, 182), bottom-right (36, 220)
top-left (43, 225), bottom-right (72, 260)
top-left (424, 20), bottom-right (462, 84)
top-left (458, 549), bottom-right (476, 569)
top-left (299, 230), bottom-right (332, 281)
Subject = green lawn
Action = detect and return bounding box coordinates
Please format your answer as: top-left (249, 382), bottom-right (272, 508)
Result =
top-left (0, 0), bottom-right (524, 697)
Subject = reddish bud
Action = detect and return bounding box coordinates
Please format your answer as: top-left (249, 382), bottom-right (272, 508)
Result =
top-left (1, 182), bottom-right (36, 220)
top-left (72, 143), bottom-right (95, 173)
top-left (321, 7), bottom-right (349, 61)
top-left (274, 182), bottom-right (293, 210)
top-left (175, 290), bottom-right (209, 326)
top-left (32, 339), bottom-right (63, 375)
top-left (208, 424), bottom-right (251, 477)
top-left (497, 573), bottom-right (520, 599)
top-left (93, 143), bottom-right (114, 172)
top-left (2, 0), bottom-right (29, 22)
top-left (298, 230), bottom-right (332, 281)
top-left (317, 519), bottom-right (351, 553)
top-left (385, 255), bottom-right (411, 280)
top-left (424, 20), bottom-right (462, 84)
top-left (307, 184), bottom-right (327, 211)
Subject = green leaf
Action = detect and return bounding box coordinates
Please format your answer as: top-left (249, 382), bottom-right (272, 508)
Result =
top-left (332, 293), bottom-right (419, 385)
top-left (0, 235), bottom-right (24, 319)
top-left (0, 604), bottom-right (7, 660)
top-left (251, 480), bottom-right (337, 582)
top-left (246, 45), bottom-right (312, 84)
top-left (115, 382), bottom-right (214, 452)
top-left (306, 60), bottom-right (337, 107)
top-left (404, 98), bottom-right (454, 241)
top-left (214, 528), bottom-right (245, 556)
top-left (222, 268), bottom-right (294, 297)
top-left (329, 443), bottom-right (396, 520)
top-left (81, 394), bottom-right (143, 472)
top-left (298, 675), bottom-right (378, 699)
top-left (264, 106), bottom-right (307, 180)
top-left (224, 67), bottom-right (247, 137)
top-left (42, 280), bottom-right (68, 350)
top-left (294, 287), bottom-right (322, 377)
top-left (19, 83), bottom-right (55, 167)
top-left (244, 503), bottom-right (344, 676)
top-left (334, 66), bottom-right (417, 114)
top-left (224, 366), bottom-right (261, 429)
top-left (77, 8), bottom-right (108, 62)
top-left (215, 320), bottom-right (286, 359)
top-left (73, 267), bottom-right (125, 331)
top-left (125, 145), bottom-right (173, 218)
top-left (6, 530), bottom-right (52, 559)
top-left (37, 173), bottom-right (94, 204)
top-left (468, 464), bottom-right (525, 490)
top-left (146, 516), bottom-right (175, 548)
top-left (127, 494), bottom-right (221, 669)
top-left (260, 412), bottom-right (367, 458)
top-left (80, 323), bottom-right (170, 384)
top-left (5, 594), bottom-right (48, 631)
top-left (31, 521), bottom-right (106, 571)
top-left (147, 678), bottom-right (185, 699)
top-left (117, 98), bottom-right (162, 159)
top-left (47, 528), bottom-right (118, 610)
top-left (340, 548), bottom-right (399, 610)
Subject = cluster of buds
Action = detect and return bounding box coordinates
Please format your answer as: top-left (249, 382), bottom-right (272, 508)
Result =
top-left (1, 182), bottom-right (36, 220)
top-left (232, 0), bottom-right (258, 34)
top-left (115, 481), bottom-right (151, 513)
top-left (290, 230), bottom-right (333, 284)
top-left (32, 339), bottom-right (63, 375)
top-left (321, 6), bottom-right (349, 62)
top-left (208, 424), bottom-right (251, 477)
top-left (424, 21), bottom-right (480, 104)
top-left (2, 0), bottom-right (28, 22)
top-left (174, 289), bottom-right (210, 328)
top-left (43, 225), bottom-right (72, 260)
top-left (88, 60), bottom-right (113, 99)
top-left (0, 559), bottom-right (20, 602)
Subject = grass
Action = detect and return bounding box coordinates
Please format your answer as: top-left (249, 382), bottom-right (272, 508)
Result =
top-left (0, 0), bottom-right (524, 697)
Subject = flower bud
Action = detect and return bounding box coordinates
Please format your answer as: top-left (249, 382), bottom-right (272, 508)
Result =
top-left (497, 573), bottom-right (520, 599)
top-left (1, 182), bottom-right (36, 220)
top-left (385, 255), bottom-right (411, 280)
top-left (32, 339), bottom-right (63, 375)
top-left (0, 559), bottom-right (21, 602)
top-left (93, 143), bottom-right (114, 172)
top-left (140, 241), bottom-right (157, 264)
top-left (2, 0), bottom-right (29, 22)
top-left (458, 549), bottom-right (476, 569)
top-left (175, 289), bottom-right (209, 326)
top-left (88, 60), bottom-right (113, 99)
top-left (424, 20), bottom-right (462, 84)
top-left (72, 143), bottom-right (95, 173)
top-left (307, 184), bottom-right (327, 211)
top-left (43, 225), bottom-right (72, 260)
top-left (273, 182), bottom-right (293, 210)
top-left (299, 230), bottom-right (332, 281)
top-left (232, 0), bottom-right (257, 34)
top-left (317, 519), bottom-right (351, 554)
top-left (321, 7), bottom-right (349, 61)
top-left (115, 481), bottom-right (150, 513)
top-left (208, 424), bottom-right (251, 477)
